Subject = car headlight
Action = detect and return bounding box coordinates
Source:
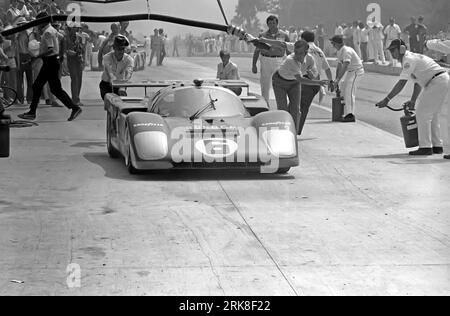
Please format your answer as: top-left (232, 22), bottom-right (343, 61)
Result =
top-left (262, 129), bottom-right (296, 157)
top-left (134, 131), bottom-right (168, 160)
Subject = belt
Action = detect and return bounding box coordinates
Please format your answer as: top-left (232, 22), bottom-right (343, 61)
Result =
top-left (425, 71), bottom-right (447, 87)
top-left (261, 54), bottom-right (284, 58)
top-left (274, 71), bottom-right (296, 82)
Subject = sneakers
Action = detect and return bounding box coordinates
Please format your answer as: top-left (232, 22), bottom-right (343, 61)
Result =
top-left (18, 112), bottom-right (36, 120)
top-left (409, 148), bottom-right (433, 156)
top-left (433, 147), bottom-right (444, 154)
top-left (68, 107), bottom-right (82, 121)
top-left (340, 114), bottom-right (356, 123)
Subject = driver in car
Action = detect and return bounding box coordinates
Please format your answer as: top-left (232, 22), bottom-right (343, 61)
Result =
top-left (99, 35), bottom-right (134, 100)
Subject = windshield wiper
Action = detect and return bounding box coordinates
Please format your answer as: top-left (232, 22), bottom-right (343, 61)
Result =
top-left (189, 94), bottom-right (218, 121)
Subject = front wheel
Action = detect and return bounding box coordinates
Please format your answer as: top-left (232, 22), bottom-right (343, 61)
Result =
top-left (276, 167), bottom-right (291, 174)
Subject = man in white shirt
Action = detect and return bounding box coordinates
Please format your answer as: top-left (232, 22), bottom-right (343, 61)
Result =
top-left (384, 17), bottom-right (402, 66)
top-left (424, 38), bottom-right (450, 159)
top-left (376, 39), bottom-right (450, 158)
top-left (330, 35), bottom-right (365, 122)
top-left (360, 22), bottom-right (370, 62)
top-left (352, 21), bottom-right (362, 58)
top-left (99, 35), bottom-right (134, 100)
top-left (371, 21), bottom-right (386, 64)
top-left (217, 50), bottom-right (241, 95)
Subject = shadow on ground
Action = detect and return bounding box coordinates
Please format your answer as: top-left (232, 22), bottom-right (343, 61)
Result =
top-left (83, 152), bottom-right (296, 182)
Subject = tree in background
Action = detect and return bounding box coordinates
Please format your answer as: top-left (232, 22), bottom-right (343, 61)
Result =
top-left (231, 0), bottom-right (267, 35)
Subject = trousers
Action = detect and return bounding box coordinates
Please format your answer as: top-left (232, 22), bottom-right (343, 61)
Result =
top-left (298, 84), bottom-right (321, 135)
top-left (29, 56), bottom-right (75, 114)
top-left (260, 55), bottom-right (284, 108)
top-left (340, 68), bottom-right (364, 116)
top-left (416, 72), bottom-right (450, 148)
top-left (272, 71), bottom-right (301, 132)
top-left (67, 55), bottom-right (84, 105)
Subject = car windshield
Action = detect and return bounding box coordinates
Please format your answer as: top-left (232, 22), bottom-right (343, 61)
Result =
top-left (152, 87), bottom-right (247, 118)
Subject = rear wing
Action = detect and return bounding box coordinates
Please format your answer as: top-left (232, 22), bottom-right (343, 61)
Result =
top-left (112, 79), bottom-right (249, 89)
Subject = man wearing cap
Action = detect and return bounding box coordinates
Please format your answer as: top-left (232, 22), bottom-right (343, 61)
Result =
top-left (376, 39), bottom-right (450, 158)
top-left (252, 15), bottom-right (290, 108)
top-left (330, 34), bottom-right (364, 122)
top-left (15, 16), bottom-right (33, 105)
top-left (18, 11), bottom-right (82, 121)
top-left (99, 35), bottom-right (134, 100)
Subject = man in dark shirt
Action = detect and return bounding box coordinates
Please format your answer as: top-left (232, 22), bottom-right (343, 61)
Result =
top-left (18, 11), bottom-right (82, 121)
top-left (252, 15), bottom-right (290, 108)
top-left (405, 17), bottom-right (421, 53)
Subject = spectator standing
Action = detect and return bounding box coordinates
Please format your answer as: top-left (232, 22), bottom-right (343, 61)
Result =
top-left (316, 24), bottom-right (326, 50)
top-left (352, 21), bottom-right (362, 58)
top-left (417, 16), bottom-right (428, 54)
top-left (172, 35), bottom-right (179, 57)
top-left (148, 28), bottom-right (161, 66)
top-left (252, 15), bottom-right (290, 108)
top-left (16, 16), bottom-right (34, 105)
top-left (384, 17), bottom-right (402, 66)
top-left (6, 0), bottom-right (21, 26)
top-left (360, 22), bottom-right (370, 62)
top-left (65, 24), bottom-right (86, 107)
top-left (18, 11), bottom-right (82, 121)
top-left (371, 21), bottom-right (386, 64)
top-left (289, 27), bottom-right (298, 43)
top-left (404, 17), bottom-right (421, 53)
top-left (158, 29), bottom-right (166, 66)
top-left (330, 35), bottom-right (365, 122)
top-left (343, 23), bottom-right (353, 48)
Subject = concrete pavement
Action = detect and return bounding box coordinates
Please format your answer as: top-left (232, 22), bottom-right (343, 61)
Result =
top-left (0, 58), bottom-right (449, 295)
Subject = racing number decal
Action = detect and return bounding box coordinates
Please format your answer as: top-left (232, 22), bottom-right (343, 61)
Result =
top-left (195, 139), bottom-right (238, 159)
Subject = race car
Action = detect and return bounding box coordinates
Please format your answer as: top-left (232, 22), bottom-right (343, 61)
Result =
top-left (104, 79), bottom-right (299, 174)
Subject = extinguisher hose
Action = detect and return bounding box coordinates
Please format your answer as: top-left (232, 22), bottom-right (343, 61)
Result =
top-left (9, 120), bottom-right (39, 128)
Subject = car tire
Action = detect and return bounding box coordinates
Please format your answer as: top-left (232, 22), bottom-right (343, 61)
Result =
top-left (107, 112), bottom-right (120, 158)
top-left (126, 146), bottom-right (139, 175)
top-left (124, 128), bottom-right (139, 174)
top-left (276, 167), bottom-right (291, 174)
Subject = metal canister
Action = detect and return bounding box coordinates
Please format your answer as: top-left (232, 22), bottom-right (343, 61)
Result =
top-left (0, 114), bottom-right (11, 158)
top-left (332, 88), bottom-right (344, 122)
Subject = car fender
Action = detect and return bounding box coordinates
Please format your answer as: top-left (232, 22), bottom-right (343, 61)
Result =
top-left (126, 113), bottom-right (170, 161)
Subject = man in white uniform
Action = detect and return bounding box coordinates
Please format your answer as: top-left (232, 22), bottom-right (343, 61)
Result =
top-left (376, 39), bottom-right (450, 158)
top-left (384, 17), bottom-right (402, 66)
top-left (330, 35), bottom-right (365, 122)
top-left (424, 38), bottom-right (450, 159)
top-left (252, 15), bottom-right (290, 108)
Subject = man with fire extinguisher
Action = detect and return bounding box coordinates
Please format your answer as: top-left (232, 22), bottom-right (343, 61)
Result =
top-left (376, 39), bottom-right (450, 158)
top-left (424, 38), bottom-right (450, 159)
